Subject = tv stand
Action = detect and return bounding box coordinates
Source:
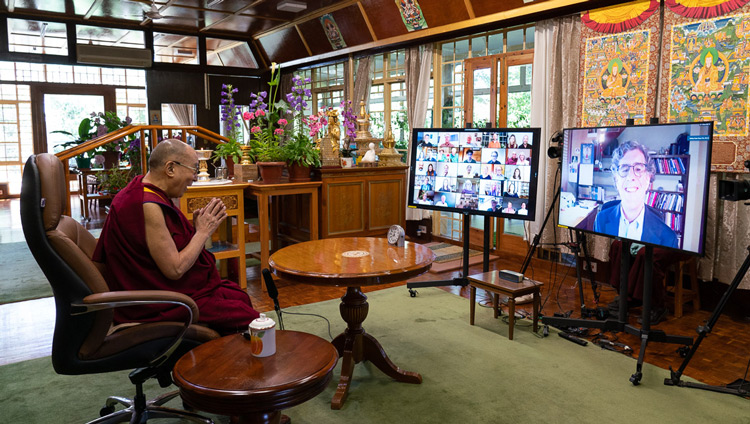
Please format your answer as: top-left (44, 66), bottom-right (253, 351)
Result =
top-left (407, 213), bottom-right (492, 296)
top-left (542, 241), bottom-right (693, 385)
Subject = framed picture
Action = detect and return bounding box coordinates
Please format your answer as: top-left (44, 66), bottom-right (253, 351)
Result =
top-left (581, 143), bottom-right (594, 164)
top-left (150, 110), bottom-right (161, 125)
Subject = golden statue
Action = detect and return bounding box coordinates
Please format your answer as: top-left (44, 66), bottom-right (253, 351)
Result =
top-left (321, 109), bottom-right (342, 167)
top-left (327, 109), bottom-right (341, 155)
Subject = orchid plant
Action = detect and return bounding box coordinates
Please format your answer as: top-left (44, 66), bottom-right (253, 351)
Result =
top-left (281, 74), bottom-right (323, 167)
top-left (214, 83), bottom-right (244, 164)
top-left (243, 63), bottom-right (288, 162)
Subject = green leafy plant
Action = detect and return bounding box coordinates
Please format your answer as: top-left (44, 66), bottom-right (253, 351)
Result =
top-left (99, 167), bottom-right (132, 194)
top-left (283, 132), bottom-right (321, 167)
top-left (53, 111), bottom-right (132, 157)
top-left (213, 139), bottom-right (244, 165)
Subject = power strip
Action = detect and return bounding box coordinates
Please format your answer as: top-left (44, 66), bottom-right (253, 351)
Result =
top-left (498, 269), bottom-right (524, 283)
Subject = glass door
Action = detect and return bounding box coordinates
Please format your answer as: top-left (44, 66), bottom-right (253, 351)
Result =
top-left (44, 94), bottom-right (106, 154)
top-left (463, 52), bottom-right (533, 251)
top-left (31, 85), bottom-right (116, 156)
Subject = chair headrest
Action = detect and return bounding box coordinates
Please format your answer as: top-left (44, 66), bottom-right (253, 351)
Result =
top-left (36, 153), bottom-right (67, 231)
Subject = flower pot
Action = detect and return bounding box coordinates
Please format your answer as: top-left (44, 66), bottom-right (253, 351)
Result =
top-left (75, 156), bottom-right (92, 169)
top-left (257, 161), bottom-right (286, 184)
top-left (102, 151), bottom-right (121, 169)
top-left (288, 163), bottom-right (311, 182)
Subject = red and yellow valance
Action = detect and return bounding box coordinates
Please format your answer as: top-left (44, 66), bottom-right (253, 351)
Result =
top-left (582, 0), bottom-right (659, 33)
top-left (665, 0), bottom-right (750, 19)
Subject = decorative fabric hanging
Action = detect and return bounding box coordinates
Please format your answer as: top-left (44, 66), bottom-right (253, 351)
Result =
top-left (581, 0), bottom-right (659, 34)
top-left (665, 0), bottom-right (750, 19)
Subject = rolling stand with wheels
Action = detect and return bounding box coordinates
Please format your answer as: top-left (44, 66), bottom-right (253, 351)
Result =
top-left (407, 213), bottom-right (493, 297)
top-left (664, 245), bottom-right (750, 396)
top-left (542, 241), bottom-right (693, 385)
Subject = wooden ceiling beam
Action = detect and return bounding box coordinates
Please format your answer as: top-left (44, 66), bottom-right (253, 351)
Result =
top-left (253, 0), bottom-right (360, 40)
top-left (464, 0), bottom-right (475, 19)
top-left (295, 24), bottom-right (313, 57)
top-left (357, 1), bottom-right (377, 42)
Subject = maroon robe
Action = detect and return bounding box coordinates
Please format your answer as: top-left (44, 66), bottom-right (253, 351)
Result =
top-left (92, 175), bottom-right (259, 334)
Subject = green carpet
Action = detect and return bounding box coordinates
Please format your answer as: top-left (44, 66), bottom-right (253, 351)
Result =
top-left (0, 242), bottom-right (52, 304)
top-left (1, 287), bottom-right (747, 423)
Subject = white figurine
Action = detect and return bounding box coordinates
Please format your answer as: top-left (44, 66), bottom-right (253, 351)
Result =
top-left (361, 142), bottom-right (377, 162)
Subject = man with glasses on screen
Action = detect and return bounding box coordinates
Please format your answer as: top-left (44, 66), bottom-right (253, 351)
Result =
top-left (593, 141), bottom-right (678, 248)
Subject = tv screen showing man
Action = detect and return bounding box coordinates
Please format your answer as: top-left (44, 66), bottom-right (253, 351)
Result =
top-left (557, 122), bottom-right (713, 254)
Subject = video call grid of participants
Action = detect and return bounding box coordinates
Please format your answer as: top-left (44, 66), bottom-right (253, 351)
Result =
top-left (413, 130), bottom-right (533, 214)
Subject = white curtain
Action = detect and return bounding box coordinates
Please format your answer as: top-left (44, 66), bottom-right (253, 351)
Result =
top-left (405, 44), bottom-right (434, 221)
top-left (168, 103), bottom-right (195, 125)
top-left (528, 15), bottom-right (613, 259)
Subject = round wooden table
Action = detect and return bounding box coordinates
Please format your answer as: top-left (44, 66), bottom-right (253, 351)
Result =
top-left (269, 237), bottom-right (435, 410)
top-left (173, 330), bottom-right (338, 424)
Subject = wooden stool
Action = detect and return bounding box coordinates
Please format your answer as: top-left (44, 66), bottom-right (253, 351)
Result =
top-left (467, 271), bottom-right (543, 340)
top-left (665, 257), bottom-right (701, 318)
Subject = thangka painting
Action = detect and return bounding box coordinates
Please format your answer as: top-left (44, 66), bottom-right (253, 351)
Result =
top-left (578, 1), bottom-right (661, 127)
top-left (320, 14), bottom-right (346, 50)
top-left (660, 0), bottom-right (750, 170)
top-left (395, 0), bottom-right (428, 32)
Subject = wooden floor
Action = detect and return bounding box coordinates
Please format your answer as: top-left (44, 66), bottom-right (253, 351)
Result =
top-left (2, 197), bottom-right (749, 391)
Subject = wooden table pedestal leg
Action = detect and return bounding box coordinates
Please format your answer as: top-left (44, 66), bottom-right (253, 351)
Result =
top-left (231, 410), bottom-right (281, 424)
top-left (330, 287), bottom-right (422, 410)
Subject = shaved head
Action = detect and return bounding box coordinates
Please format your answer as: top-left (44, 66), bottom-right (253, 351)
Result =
top-left (148, 139), bottom-right (193, 170)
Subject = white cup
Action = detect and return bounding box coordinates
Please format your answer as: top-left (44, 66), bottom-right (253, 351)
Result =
top-left (248, 314), bottom-right (276, 357)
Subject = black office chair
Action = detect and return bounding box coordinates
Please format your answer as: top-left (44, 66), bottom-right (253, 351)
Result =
top-left (21, 153), bottom-right (220, 424)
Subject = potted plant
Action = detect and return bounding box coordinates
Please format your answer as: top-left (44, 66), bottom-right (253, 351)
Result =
top-left (99, 167), bottom-right (133, 195)
top-left (243, 63), bottom-right (289, 183)
top-left (92, 111), bottom-right (133, 169)
top-left (52, 116), bottom-right (98, 169)
top-left (214, 84), bottom-right (248, 178)
top-left (282, 77), bottom-right (324, 182)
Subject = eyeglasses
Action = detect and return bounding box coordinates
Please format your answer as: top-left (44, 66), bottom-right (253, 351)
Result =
top-left (173, 161), bottom-right (199, 175)
top-left (614, 162), bottom-right (649, 178)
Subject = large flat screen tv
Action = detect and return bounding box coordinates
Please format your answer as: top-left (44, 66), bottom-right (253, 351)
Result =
top-left (407, 127), bottom-right (541, 220)
top-left (557, 121), bottom-right (713, 254)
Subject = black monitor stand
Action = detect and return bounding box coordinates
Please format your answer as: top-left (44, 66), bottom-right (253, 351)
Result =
top-left (407, 213), bottom-right (492, 296)
top-left (542, 240), bottom-right (694, 385)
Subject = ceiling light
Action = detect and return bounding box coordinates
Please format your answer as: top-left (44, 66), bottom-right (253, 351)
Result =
top-left (277, 0), bottom-right (307, 13)
top-left (206, 0), bottom-right (224, 6)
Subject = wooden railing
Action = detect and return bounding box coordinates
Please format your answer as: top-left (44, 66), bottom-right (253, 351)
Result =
top-left (55, 124), bottom-right (230, 215)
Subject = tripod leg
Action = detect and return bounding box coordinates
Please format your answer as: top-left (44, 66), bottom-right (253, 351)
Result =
top-left (666, 246), bottom-right (750, 386)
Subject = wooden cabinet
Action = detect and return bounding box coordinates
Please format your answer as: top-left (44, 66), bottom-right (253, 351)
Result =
top-left (316, 166), bottom-right (407, 238)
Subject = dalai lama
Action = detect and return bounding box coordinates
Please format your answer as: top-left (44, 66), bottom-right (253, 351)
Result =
top-left (93, 139), bottom-right (260, 334)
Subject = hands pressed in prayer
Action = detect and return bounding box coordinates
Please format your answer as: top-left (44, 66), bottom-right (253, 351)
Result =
top-left (194, 197), bottom-right (227, 236)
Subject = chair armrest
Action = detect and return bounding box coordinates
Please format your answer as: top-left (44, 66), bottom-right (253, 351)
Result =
top-left (79, 291), bottom-right (200, 324)
top-left (72, 291), bottom-right (200, 368)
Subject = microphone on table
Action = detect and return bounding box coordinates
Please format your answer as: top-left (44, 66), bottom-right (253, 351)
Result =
top-left (262, 268), bottom-right (284, 330)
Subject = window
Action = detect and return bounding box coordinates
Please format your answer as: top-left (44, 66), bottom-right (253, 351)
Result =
top-left (369, 49), bottom-right (410, 147)
top-left (206, 38), bottom-right (257, 68)
top-left (0, 62), bottom-right (146, 194)
top-left (433, 25), bottom-right (535, 244)
top-left (76, 25), bottom-right (145, 49)
top-left (7, 19), bottom-right (68, 56)
top-left (154, 33), bottom-right (199, 65)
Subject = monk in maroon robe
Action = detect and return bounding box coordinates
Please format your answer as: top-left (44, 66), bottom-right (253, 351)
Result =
top-left (93, 139), bottom-right (259, 334)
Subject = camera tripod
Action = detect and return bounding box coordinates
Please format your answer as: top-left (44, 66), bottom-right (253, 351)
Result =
top-left (664, 245), bottom-right (750, 396)
top-left (519, 159), bottom-right (599, 315)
